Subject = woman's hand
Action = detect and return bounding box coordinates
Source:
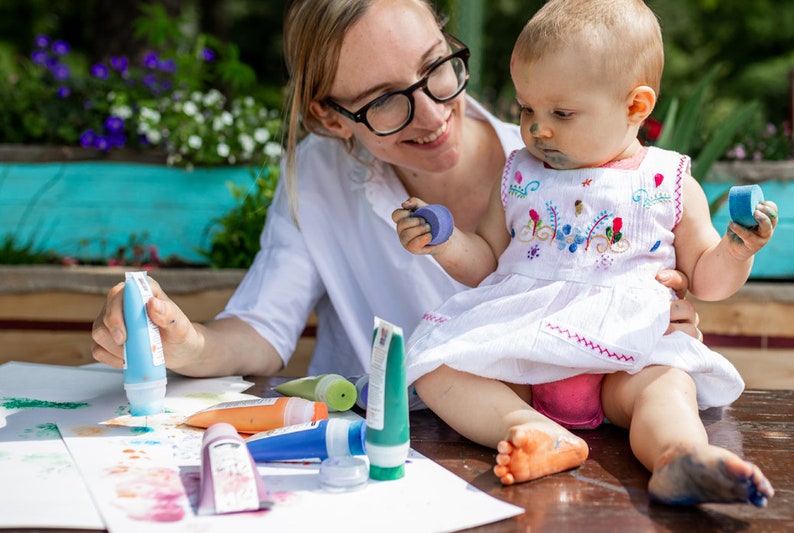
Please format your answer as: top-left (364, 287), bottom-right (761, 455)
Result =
top-left (91, 276), bottom-right (204, 370)
top-left (657, 269), bottom-right (702, 341)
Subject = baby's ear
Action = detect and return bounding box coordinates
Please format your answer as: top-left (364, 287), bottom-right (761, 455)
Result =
top-left (627, 85), bottom-right (656, 125)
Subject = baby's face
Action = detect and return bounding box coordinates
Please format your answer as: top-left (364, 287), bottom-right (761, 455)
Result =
top-left (511, 42), bottom-right (638, 169)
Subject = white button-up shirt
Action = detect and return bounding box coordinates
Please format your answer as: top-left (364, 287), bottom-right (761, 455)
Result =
top-left (218, 97), bottom-right (523, 377)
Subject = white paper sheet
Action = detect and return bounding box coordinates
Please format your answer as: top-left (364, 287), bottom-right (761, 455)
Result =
top-left (1, 362), bottom-right (523, 532)
top-left (0, 361), bottom-right (254, 529)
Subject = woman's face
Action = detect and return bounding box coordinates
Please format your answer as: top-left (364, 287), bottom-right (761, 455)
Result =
top-left (314, 0), bottom-right (468, 177)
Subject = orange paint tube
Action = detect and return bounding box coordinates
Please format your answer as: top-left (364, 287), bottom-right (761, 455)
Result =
top-left (185, 397), bottom-right (328, 433)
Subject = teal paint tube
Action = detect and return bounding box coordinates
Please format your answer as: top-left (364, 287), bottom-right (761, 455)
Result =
top-left (123, 271), bottom-right (167, 416)
top-left (365, 317), bottom-right (410, 480)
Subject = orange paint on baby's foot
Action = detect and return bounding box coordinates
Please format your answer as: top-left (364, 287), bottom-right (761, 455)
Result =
top-left (648, 443), bottom-right (775, 507)
top-left (493, 426), bottom-right (589, 485)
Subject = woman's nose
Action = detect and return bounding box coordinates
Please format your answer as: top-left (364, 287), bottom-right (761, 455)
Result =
top-left (411, 89), bottom-right (447, 127)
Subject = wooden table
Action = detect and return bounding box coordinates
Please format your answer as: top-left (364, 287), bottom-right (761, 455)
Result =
top-left (3, 385), bottom-right (792, 533)
top-left (405, 388), bottom-right (794, 532)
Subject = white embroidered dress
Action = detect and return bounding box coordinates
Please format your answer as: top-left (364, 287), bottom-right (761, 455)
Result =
top-left (405, 147), bottom-right (744, 409)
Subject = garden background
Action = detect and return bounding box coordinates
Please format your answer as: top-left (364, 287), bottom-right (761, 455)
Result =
top-left (1, 0), bottom-right (792, 270)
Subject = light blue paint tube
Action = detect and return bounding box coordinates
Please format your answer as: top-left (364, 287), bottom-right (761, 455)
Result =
top-left (123, 271), bottom-right (167, 416)
top-left (365, 317), bottom-right (410, 481)
top-left (245, 418), bottom-right (366, 462)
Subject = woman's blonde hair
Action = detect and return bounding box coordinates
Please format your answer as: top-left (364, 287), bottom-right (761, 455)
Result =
top-left (282, 0), bottom-right (440, 221)
top-left (513, 0), bottom-right (664, 97)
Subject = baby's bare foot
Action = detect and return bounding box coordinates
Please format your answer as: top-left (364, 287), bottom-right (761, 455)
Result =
top-left (493, 425), bottom-right (589, 485)
top-left (649, 443), bottom-right (774, 507)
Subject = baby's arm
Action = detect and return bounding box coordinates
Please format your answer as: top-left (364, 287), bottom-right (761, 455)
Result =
top-left (674, 175), bottom-right (778, 301)
top-left (392, 181), bottom-right (510, 287)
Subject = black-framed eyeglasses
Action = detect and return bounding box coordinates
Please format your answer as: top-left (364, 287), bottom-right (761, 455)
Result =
top-left (323, 33), bottom-right (470, 136)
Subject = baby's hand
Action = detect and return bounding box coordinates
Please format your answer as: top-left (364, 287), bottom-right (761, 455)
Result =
top-left (726, 200), bottom-right (778, 259)
top-left (391, 197), bottom-right (437, 255)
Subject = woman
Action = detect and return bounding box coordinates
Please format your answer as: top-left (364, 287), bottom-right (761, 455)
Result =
top-left (91, 0), bottom-right (697, 379)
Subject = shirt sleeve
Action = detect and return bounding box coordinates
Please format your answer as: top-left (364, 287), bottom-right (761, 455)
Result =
top-left (216, 178), bottom-right (324, 365)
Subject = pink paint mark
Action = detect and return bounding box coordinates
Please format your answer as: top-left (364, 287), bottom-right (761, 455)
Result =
top-left (111, 466), bottom-right (187, 522)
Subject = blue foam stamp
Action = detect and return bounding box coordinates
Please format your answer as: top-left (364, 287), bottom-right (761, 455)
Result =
top-left (728, 184), bottom-right (764, 228)
top-left (414, 204), bottom-right (454, 245)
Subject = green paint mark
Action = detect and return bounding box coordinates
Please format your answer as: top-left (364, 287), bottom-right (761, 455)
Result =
top-left (0, 397), bottom-right (89, 410)
top-left (21, 422), bottom-right (61, 439)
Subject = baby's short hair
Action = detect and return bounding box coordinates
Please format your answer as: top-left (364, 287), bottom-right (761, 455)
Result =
top-left (513, 0), bottom-right (664, 96)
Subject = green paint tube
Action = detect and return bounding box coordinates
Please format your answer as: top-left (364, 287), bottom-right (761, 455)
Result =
top-left (274, 374), bottom-right (357, 412)
top-left (365, 317), bottom-right (410, 481)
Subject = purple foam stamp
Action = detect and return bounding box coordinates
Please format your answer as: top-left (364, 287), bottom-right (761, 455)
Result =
top-left (413, 204), bottom-right (454, 245)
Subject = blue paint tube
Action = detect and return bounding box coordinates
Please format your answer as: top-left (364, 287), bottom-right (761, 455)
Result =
top-left (365, 317), bottom-right (410, 480)
top-left (245, 418), bottom-right (366, 462)
top-left (123, 271), bottom-right (167, 416)
top-left (198, 422), bottom-right (273, 515)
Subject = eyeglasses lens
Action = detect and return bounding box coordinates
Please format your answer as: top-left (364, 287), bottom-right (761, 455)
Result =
top-left (366, 56), bottom-right (467, 134)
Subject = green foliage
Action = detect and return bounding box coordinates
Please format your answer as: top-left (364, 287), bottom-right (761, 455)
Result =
top-left (0, 235), bottom-right (58, 265)
top-left (200, 162), bottom-right (280, 269)
top-left (653, 66), bottom-right (759, 214)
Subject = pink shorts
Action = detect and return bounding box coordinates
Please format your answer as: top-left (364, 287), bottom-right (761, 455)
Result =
top-left (531, 374), bottom-right (605, 430)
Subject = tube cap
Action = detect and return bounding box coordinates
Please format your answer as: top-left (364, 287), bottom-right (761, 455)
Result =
top-left (368, 464), bottom-right (405, 481)
top-left (319, 456), bottom-right (369, 492)
top-left (414, 204), bottom-right (454, 245)
top-left (125, 378), bottom-right (167, 416)
top-left (283, 397), bottom-right (329, 426)
top-left (315, 374), bottom-right (357, 412)
top-left (729, 184), bottom-right (764, 228)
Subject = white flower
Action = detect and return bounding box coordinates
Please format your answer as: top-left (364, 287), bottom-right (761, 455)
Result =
top-left (111, 104), bottom-right (133, 119)
top-left (140, 107), bottom-right (161, 123)
top-left (183, 101), bottom-right (198, 117)
top-left (188, 135), bottom-right (203, 149)
top-left (212, 116), bottom-right (224, 132)
top-left (146, 129), bottom-right (162, 144)
top-left (191, 91), bottom-right (203, 103)
top-left (203, 89), bottom-right (223, 107)
top-left (239, 133), bottom-right (255, 154)
top-left (264, 142), bottom-right (282, 158)
top-left (243, 96), bottom-right (254, 107)
top-left (217, 143), bottom-right (230, 157)
top-left (254, 128), bottom-right (270, 144)
top-left (221, 111), bottom-right (234, 126)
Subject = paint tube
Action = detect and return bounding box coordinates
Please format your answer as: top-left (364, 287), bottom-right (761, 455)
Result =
top-left (348, 374), bottom-right (426, 411)
top-left (185, 397), bottom-right (328, 433)
top-left (365, 317), bottom-right (410, 480)
top-left (274, 374), bottom-right (357, 412)
top-left (197, 422), bottom-right (273, 515)
top-left (245, 418), bottom-right (366, 462)
top-left (122, 271), bottom-right (167, 416)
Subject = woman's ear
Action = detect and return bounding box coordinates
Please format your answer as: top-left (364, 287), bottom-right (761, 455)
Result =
top-left (626, 85), bottom-right (657, 125)
top-left (308, 100), bottom-right (354, 139)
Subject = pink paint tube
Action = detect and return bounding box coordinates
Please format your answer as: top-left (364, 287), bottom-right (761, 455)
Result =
top-left (197, 422), bottom-right (273, 516)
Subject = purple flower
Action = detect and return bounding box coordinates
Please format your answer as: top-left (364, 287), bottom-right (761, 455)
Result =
top-left (80, 129), bottom-right (97, 148)
top-left (51, 63), bottom-right (70, 81)
top-left (34, 34), bottom-right (50, 49)
top-left (158, 59), bottom-right (176, 73)
top-left (90, 63), bottom-right (109, 80)
top-left (52, 40), bottom-right (70, 55)
top-left (94, 136), bottom-right (110, 151)
top-left (31, 50), bottom-right (48, 65)
top-left (142, 73), bottom-right (158, 90)
top-left (108, 132), bottom-right (127, 148)
top-left (110, 56), bottom-right (129, 74)
top-left (104, 115), bottom-right (125, 134)
top-left (57, 86), bottom-right (71, 98)
top-left (201, 48), bottom-right (215, 62)
top-left (143, 51), bottom-right (159, 69)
